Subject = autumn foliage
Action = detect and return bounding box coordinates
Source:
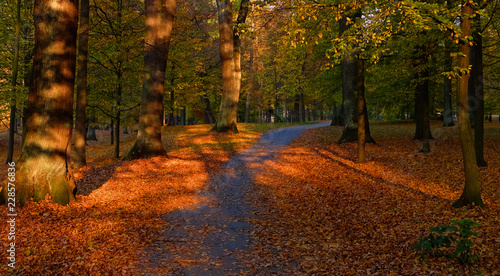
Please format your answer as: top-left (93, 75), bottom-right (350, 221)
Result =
top-left (0, 121), bottom-right (499, 274)
top-left (247, 121), bottom-right (500, 274)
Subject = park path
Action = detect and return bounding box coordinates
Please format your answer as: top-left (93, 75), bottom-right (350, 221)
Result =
top-left (143, 122), bottom-right (330, 275)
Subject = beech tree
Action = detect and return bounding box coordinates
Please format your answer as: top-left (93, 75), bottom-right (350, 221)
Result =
top-left (214, 0), bottom-right (238, 132)
top-left (73, 0), bottom-right (90, 168)
top-left (337, 10), bottom-right (374, 144)
top-left (125, 0), bottom-right (177, 159)
top-left (1, 0), bottom-right (79, 205)
top-left (453, 0), bottom-right (485, 208)
top-left (6, 0), bottom-right (21, 164)
top-left (213, 0), bottom-right (250, 132)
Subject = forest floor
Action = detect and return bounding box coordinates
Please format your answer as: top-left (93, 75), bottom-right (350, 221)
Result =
top-left (0, 121), bottom-right (499, 275)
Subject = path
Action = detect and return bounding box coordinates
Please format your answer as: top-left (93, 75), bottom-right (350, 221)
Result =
top-left (143, 122), bottom-right (330, 275)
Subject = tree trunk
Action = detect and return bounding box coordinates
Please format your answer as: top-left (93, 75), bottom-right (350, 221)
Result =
top-left (331, 101), bottom-right (343, 126)
top-left (443, 0), bottom-right (455, 128)
top-left (214, 0), bottom-right (249, 132)
top-left (337, 15), bottom-right (359, 143)
top-left (245, 25), bottom-right (254, 124)
top-left (2, 0), bottom-right (79, 206)
top-left (357, 58), bottom-right (366, 163)
top-left (115, 109), bottom-right (120, 158)
top-left (180, 107), bottom-right (186, 126)
top-left (125, 0), bottom-right (177, 159)
top-left (471, 16), bottom-right (487, 167)
top-left (110, 119), bottom-right (114, 145)
top-left (6, 0), bottom-right (21, 164)
top-left (413, 50), bottom-right (433, 151)
top-left (453, 2), bottom-right (485, 208)
top-left (337, 12), bottom-right (374, 144)
top-left (86, 114), bottom-right (98, 141)
top-left (73, 0), bottom-right (89, 168)
top-left (443, 75), bottom-right (454, 126)
top-left (201, 96), bottom-right (215, 124)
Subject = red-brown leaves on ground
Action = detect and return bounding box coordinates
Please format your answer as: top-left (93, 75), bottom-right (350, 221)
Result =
top-left (0, 124), bottom-right (267, 275)
top-left (1, 122), bottom-right (499, 275)
top-left (246, 121), bottom-right (500, 275)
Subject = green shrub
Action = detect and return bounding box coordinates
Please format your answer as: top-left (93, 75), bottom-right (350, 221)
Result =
top-left (414, 219), bottom-right (480, 265)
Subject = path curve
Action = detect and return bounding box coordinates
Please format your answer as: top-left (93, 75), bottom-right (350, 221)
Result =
top-left (143, 122), bottom-right (330, 275)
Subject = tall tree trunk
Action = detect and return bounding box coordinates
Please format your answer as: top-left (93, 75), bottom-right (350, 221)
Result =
top-left (115, 78), bottom-right (121, 158)
top-left (125, 0), bottom-right (177, 159)
top-left (201, 96), bottom-right (215, 124)
top-left (443, 68), bottom-right (454, 126)
top-left (110, 119), bottom-right (114, 145)
top-left (86, 112), bottom-right (98, 141)
top-left (453, 2), bottom-right (484, 208)
top-left (337, 12), bottom-right (374, 144)
top-left (471, 16), bottom-right (487, 167)
top-left (2, 0), bottom-right (79, 206)
top-left (443, 0), bottom-right (455, 128)
top-left (413, 48), bottom-right (433, 152)
top-left (180, 107), bottom-right (186, 125)
top-left (214, 0), bottom-right (249, 132)
top-left (73, 0), bottom-right (90, 168)
top-left (331, 100), bottom-right (343, 126)
top-left (6, 0), bottom-right (21, 164)
top-left (115, 109), bottom-right (120, 158)
top-left (357, 58), bottom-right (366, 163)
top-left (245, 25), bottom-right (254, 124)
top-left (167, 64), bottom-right (175, 126)
top-left (337, 14), bottom-right (358, 143)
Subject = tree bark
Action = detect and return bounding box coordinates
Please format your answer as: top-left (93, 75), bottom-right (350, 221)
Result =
top-left (357, 58), bottom-right (366, 163)
top-left (125, 0), bottom-right (177, 159)
top-left (201, 96), bottom-right (215, 124)
top-left (443, 44), bottom-right (455, 126)
top-left (470, 16), bottom-right (487, 166)
top-left (214, 0), bottom-right (250, 132)
top-left (110, 119), bottom-right (114, 145)
top-left (2, 0), bottom-right (79, 206)
top-left (453, 2), bottom-right (485, 208)
top-left (413, 48), bottom-right (433, 152)
top-left (180, 107), bottom-right (186, 125)
top-left (6, 0), bottom-right (21, 164)
top-left (86, 113), bottom-right (98, 141)
top-left (337, 12), bottom-right (374, 144)
top-left (245, 25), bottom-right (254, 124)
top-left (73, 0), bottom-right (90, 168)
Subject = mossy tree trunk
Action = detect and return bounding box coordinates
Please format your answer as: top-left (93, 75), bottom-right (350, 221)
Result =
top-left (125, 0), bottom-right (177, 159)
top-left (453, 2), bottom-right (485, 208)
top-left (2, 0), bottom-right (79, 206)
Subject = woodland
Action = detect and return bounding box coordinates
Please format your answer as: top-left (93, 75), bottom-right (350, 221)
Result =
top-left (0, 0), bottom-right (500, 275)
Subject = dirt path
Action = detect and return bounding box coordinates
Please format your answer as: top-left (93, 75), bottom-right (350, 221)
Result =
top-left (142, 122), bottom-right (330, 275)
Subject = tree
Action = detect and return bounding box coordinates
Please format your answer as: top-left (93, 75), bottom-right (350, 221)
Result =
top-left (125, 0), bottom-right (177, 159)
top-left (214, 0), bottom-right (238, 132)
top-left (453, 0), bottom-right (485, 208)
top-left (2, 0), bottom-right (79, 206)
top-left (337, 10), bottom-right (374, 144)
top-left (73, 0), bottom-right (90, 168)
top-left (6, 0), bottom-right (21, 164)
top-left (413, 44), bottom-right (433, 153)
top-left (443, 0), bottom-right (456, 127)
top-left (469, 14), bottom-right (487, 166)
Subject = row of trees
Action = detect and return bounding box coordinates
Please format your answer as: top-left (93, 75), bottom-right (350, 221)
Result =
top-left (1, 0), bottom-right (498, 207)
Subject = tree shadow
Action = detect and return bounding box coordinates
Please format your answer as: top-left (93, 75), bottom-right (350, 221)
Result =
top-left (75, 162), bottom-right (121, 196)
